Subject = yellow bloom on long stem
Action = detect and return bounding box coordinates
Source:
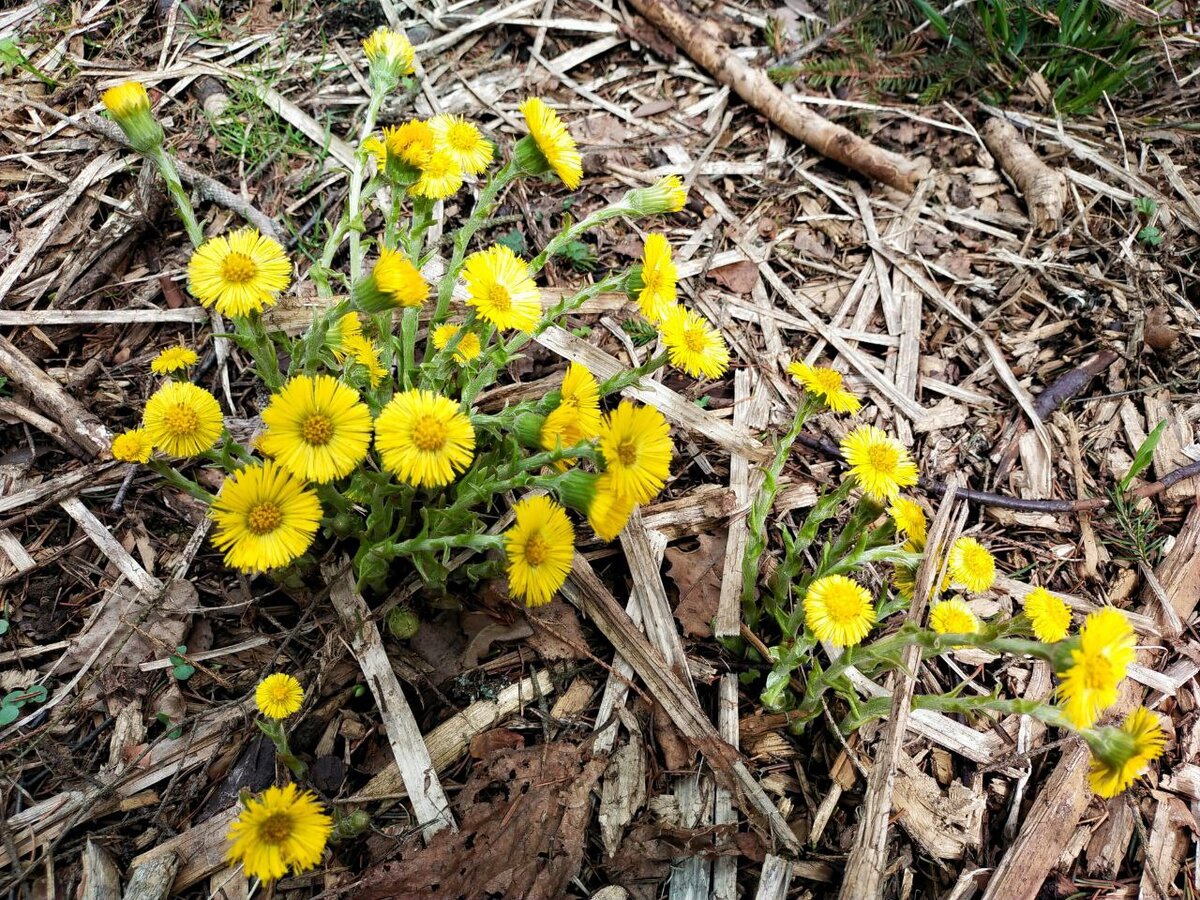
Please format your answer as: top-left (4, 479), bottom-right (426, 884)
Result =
top-left (411, 149), bottom-right (464, 200)
top-left (637, 233), bottom-right (677, 323)
top-left (804, 575), bottom-right (876, 647)
top-left (1087, 707), bottom-right (1166, 798)
top-left (660, 306), bottom-right (729, 379)
top-left (255, 673), bottom-right (304, 719)
top-left (518, 97), bottom-right (582, 189)
top-left (840, 424), bottom-right (918, 503)
top-left (374, 389), bottom-right (475, 487)
top-left (111, 428), bottom-right (154, 463)
top-left (353, 248), bottom-right (428, 313)
top-left (1025, 586), bottom-right (1071, 643)
top-left (587, 472), bottom-right (637, 541)
top-left (788, 362), bottom-right (861, 414)
top-left (142, 381), bottom-right (224, 458)
top-left (888, 497), bottom-right (926, 545)
top-left (540, 362), bottom-right (602, 451)
top-left (210, 462), bottom-right (323, 573)
top-left (462, 245), bottom-right (541, 332)
top-left (362, 26), bottom-right (414, 86)
top-left (328, 313), bottom-right (365, 362)
top-left (948, 536), bottom-right (996, 593)
top-left (1058, 607), bottom-right (1136, 729)
top-left (597, 401), bottom-right (672, 505)
top-left (226, 783), bottom-right (332, 883)
top-left (372, 120), bottom-right (437, 175)
top-left (505, 495), bottom-right (575, 607)
top-left (432, 323), bottom-right (482, 363)
top-left (929, 597), bottom-right (982, 638)
top-left (188, 228), bottom-right (291, 318)
top-left (151, 344), bottom-right (199, 375)
top-left (626, 175), bottom-right (687, 215)
top-left (101, 81), bottom-right (162, 152)
top-left (258, 375), bottom-right (373, 484)
top-left (430, 114), bottom-right (493, 175)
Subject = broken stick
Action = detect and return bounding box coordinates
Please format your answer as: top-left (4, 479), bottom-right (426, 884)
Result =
top-left (981, 117), bottom-right (1068, 234)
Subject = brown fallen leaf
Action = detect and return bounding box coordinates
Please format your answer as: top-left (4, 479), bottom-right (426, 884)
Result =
top-left (664, 533), bottom-right (727, 639)
top-left (527, 601), bottom-right (588, 661)
top-left (469, 727), bottom-right (525, 760)
top-left (707, 260), bottom-right (759, 294)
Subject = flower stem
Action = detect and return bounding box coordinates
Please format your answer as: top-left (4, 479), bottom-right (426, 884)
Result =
top-left (150, 147), bottom-right (204, 249)
top-left (348, 91), bottom-right (387, 284)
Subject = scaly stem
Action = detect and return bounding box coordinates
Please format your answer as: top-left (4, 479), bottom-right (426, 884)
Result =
top-left (347, 91), bottom-right (387, 284)
top-left (527, 203), bottom-right (635, 277)
top-left (150, 147), bottom-right (204, 248)
top-left (597, 350), bottom-right (668, 396)
top-left (148, 460), bottom-right (214, 505)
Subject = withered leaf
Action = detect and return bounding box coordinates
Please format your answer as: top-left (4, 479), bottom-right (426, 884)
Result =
top-left (664, 533), bottom-right (727, 639)
top-left (707, 260), bottom-right (759, 295)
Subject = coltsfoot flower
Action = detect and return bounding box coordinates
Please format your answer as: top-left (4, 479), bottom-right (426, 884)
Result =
top-left (430, 114), bottom-right (492, 175)
top-left (540, 363), bottom-right (602, 462)
top-left (516, 97), bottom-right (582, 189)
top-left (255, 673), bottom-right (304, 719)
top-left (258, 375), bottom-right (373, 484)
top-left (151, 344), bottom-right (198, 375)
top-left (374, 389), bottom-right (475, 487)
top-left (111, 428), bottom-right (153, 463)
top-left (352, 248), bottom-right (428, 313)
top-left (788, 362), bottom-right (861, 414)
top-left (101, 81), bottom-right (163, 152)
top-left (636, 233), bottom-right (677, 324)
top-left (411, 149), bottom-right (464, 200)
top-left (804, 575), bottom-right (876, 647)
top-left (362, 26), bottom-right (414, 89)
top-left (142, 381), bottom-right (223, 458)
top-left (1086, 706), bottom-right (1166, 797)
top-left (505, 495), bottom-right (575, 606)
top-left (840, 424), bottom-right (918, 503)
top-left (660, 306), bottom-right (729, 379)
top-left (888, 497), bottom-right (927, 545)
top-left (626, 175), bottom-right (687, 215)
top-left (342, 335), bottom-right (388, 387)
top-left (929, 598), bottom-right (982, 639)
top-left (209, 462), bottom-right (323, 573)
top-left (1058, 607), bottom-right (1136, 729)
top-left (226, 784), bottom-right (332, 883)
top-left (462, 244), bottom-right (541, 332)
top-left (597, 401), bottom-right (673, 505)
top-left (432, 323), bottom-right (482, 364)
top-left (948, 536), bottom-right (996, 593)
top-left (1025, 586), bottom-right (1071, 643)
top-left (188, 228), bottom-right (291, 318)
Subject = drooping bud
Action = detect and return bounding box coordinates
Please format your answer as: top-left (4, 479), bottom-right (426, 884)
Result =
top-left (624, 175), bottom-right (687, 216)
top-left (101, 82), bottom-right (164, 153)
top-left (351, 248), bottom-right (428, 314)
top-left (362, 27), bottom-right (415, 93)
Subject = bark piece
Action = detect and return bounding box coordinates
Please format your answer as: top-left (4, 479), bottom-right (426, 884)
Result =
top-left (122, 853), bottom-right (180, 900)
top-left (980, 118), bottom-right (1067, 234)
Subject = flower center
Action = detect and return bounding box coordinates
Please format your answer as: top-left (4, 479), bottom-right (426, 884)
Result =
top-left (1082, 653), bottom-right (1114, 690)
top-left (448, 125), bottom-right (475, 151)
top-left (617, 440), bottom-right (638, 467)
top-left (412, 415), bottom-right (448, 451)
top-left (825, 592), bottom-right (863, 624)
top-left (866, 444), bottom-right (898, 474)
top-left (259, 811), bottom-right (293, 845)
top-left (643, 270), bottom-right (661, 292)
top-left (163, 404), bottom-right (200, 436)
top-left (812, 371), bottom-right (841, 394)
top-left (301, 413), bottom-right (334, 446)
top-left (221, 252), bottom-right (258, 284)
top-left (486, 283), bottom-right (512, 312)
top-left (246, 502), bottom-right (283, 535)
top-left (683, 328), bottom-right (707, 353)
top-left (525, 533), bottom-right (550, 566)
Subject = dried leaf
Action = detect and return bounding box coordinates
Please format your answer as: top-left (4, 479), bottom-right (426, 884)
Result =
top-left (469, 727), bottom-right (525, 760)
top-left (665, 533), bottom-right (727, 638)
top-left (527, 601), bottom-right (588, 660)
top-left (707, 260), bottom-right (759, 295)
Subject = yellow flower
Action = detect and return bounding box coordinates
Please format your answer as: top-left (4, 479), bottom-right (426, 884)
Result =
top-left (660, 306), bottom-right (729, 379)
top-left (353, 247), bottom-right (428, 314)
top-left (111, 428), bottom-right (153, 463)
top-left (209, 461), bottom-right (323, 573)
top-left (432, 323), bottom-right (482, 363)
top-left (929, 598), bottom-right (982, 639)
top-left (101, 81), bottom-right (162, 152)
top-left (188, 228), bottom-right (291, 319)
top-left (1058, 607), bottom-right (1136, 729)
top-left (151, 344), bottom-right (199, 375)
top-left (626, 175), bottom-right (687, 215)
top-left (1087, 707), bottom-right (1166, 798)
top-left (948, 536), bottom-right (996, 593)
top-left (1025, 586), bottom-right (1071, 643)
top-left (226, 783), bottom-right (332, 883)
top-left (891, 557), bottom-right (917, 600)
top-left (259, 375), bottom-right (373, 484)
top-left (430, 114), bottom-right (492, 175)
top-left (505, 495), bottom-right (575, 607)
top-left (255, 673), bottom-right (304, 719)
top-left (411, 149), bottom-right (464, 200)
top-left (804, 575), bottom-right (876, 647)
top-left (362, 26), bottom-right (414, 86)
top-left (637, 233), bottom-right (677, 323)
top-left (840, 424), bottom-right (918, 503)
top-left (370, 120), bottom-right (437, 177)
top-left (375, 389), bottom-right (475, 487)
top-left (597, 401), bottom-right (672, 505)
top-left (587, 473), bottom-right (637, 541)
top-left (462, 244), bottom-right (542, 332)
top-left (888, 497), bottom-right (927, 545)
top-left (788, 362), bottom-right (861, 414)
top-left (343, 334), bottom-right (388, 387)
top-left (328, 313), bottom-right (364, 362)
top-left (142, 381), bottom-right (224, 458)
top-left (518, 97), bottom-right (582, 189)
top-left (539, 362), bottom-right (602, 459)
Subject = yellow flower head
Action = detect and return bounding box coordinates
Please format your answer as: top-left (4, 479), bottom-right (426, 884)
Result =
top-left (255, 673), bottom-right (304, 719)
top-left (505, 495), bottom-right (575, 607)
top-left (840, 424), bottom-right (918, 503)
top-left (432, 323), bottom-right (482, 364)
top-left (344, 335), bottom-right (389, 387)
top-left (1058, 607), bottom-right (1136, 729)
top-left (626, 175), bottom-right (687, 215)
top-left (660, 306), bottom-right (730, 379)
top-left (101, 81), bottom-right (162, 152)
top-left (788, 362), bottom-right (861, 415)
top-left (142, 381), bottom-right (224, 458)
top-left (111, 428), bottom-right (153, 463)
top-left (517, 97), bottom-right (582, 190)
top-left (462, 244), bottom-right (542, 332)
top-left (411, 149), bottom-right (464, 200)
top-left (888, 497), bottom-right (927, 545)
top-left (1025, 586), bottom-right (1071, 643)
top-left (1087, 707), bottom-right (1166, 798)
top-left (151, 344), bottom-right (198, 375)
top-left (362, 26), bottom-right (415, 87)
top-left (328, 313), bottom-right (365, 362)
top-left (430, 114), bottom-right (493, 175)
top-left (188, 228), bottom-right (291, 319)
top-left (375, 389), bottom-right (475, 488)
top-left (226, 783), bottom-right (332, 883)
top-left (948, 536), bottom-right (996, 593)
top-left (210, 462), bottom-right (322, 573)
top-left (258, 375), bottom-right (373, 484)
top-left (372, 120), bottom-right (437, 177)
top-left (804, 575), bottom-right (876, 648)
top-left (637, 233), bottom-right (677, 324)
top-left (597, 401), bottom-right (672, 505)
top-left (353, 247), bottom-right (428, 314)
top-left (587, 472), bottom-right (637, 541)
top-left (541, 362), bottom-right (602, 448)
top-left (929, 597), bottom-right (982, 639)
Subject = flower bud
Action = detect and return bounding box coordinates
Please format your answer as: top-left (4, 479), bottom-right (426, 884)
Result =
top-left (101, 82), bottom-right (164, 153)
top-left (512, 411), bottom-right (546, 449)
top-left (386, 607), bottom-right (421, 640)
top-left (556, 469), bottom-right (599, 514)
top-left (362, 27), bottom-right (415, 92)
top-left (351, 248), bottom-right (428, 314)
top-left (624, 175), bottom-right (687, 216)
top-left (624, 265), bottom-right (646, 300)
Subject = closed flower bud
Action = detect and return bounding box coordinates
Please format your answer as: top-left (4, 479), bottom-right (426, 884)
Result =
top-left (386, 607), bottom-right (421, 640)
top-left (362, 27), bottom-right (414, 92)
top-left (101, 81), bottom-right (164, 153)
top-left (624, 175), bottom-right (687, 216)
top-left (556, 469), bottom-right (600, 514)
